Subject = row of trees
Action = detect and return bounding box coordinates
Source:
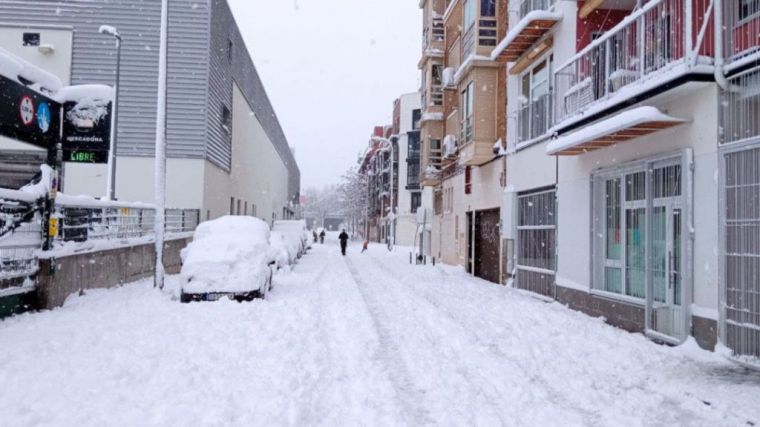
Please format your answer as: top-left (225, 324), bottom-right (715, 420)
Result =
top-left (301, 167), bottom-right (368, 236)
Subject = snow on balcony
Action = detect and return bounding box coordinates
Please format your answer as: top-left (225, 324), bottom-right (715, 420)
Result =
top-left (546, 106), bottom-right (687, 155)
top-left (491, 9), bottom-right (561, 62)
top-left (553, 0), bottom-right (716, 131)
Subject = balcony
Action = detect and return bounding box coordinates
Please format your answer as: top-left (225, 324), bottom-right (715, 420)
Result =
top-left (723, 0), bottom-right (760, 71)
top-left (720, 65), bottom-right (760, 145)
top-left (553, 0), bottom-right (715, 130)
top-left (517, 92), bottom-right (553, 145)
top-left (492, 0), bottom-right (560, 62)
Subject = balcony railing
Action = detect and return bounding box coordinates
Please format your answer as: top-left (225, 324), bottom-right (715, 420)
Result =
top-left (423, 17), bottom-right (446, 51)
top-left (723, 0), bottom-right (760, 66)
top-left (517, 92), bottom-right (553, 144)
top-left (554, 0), bottom-right (714, 126)
top-left (518, 0), bottom-right (556, 19)
top-left (461, 115), bottom-right (473, 145)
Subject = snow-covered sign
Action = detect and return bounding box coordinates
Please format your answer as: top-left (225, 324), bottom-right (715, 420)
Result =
top-left (57, 85), bottom-right (114, 164)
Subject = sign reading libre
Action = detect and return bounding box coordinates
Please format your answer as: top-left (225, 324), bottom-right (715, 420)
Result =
top-left (62, 99), bottom-right (112, 164)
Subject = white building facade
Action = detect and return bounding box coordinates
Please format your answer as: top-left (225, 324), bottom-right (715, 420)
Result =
top-left (498, 0), bottom-right (759, 358)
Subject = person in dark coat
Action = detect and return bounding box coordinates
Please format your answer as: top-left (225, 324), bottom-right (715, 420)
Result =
top-left (338, 229), bottom-right (349, 256)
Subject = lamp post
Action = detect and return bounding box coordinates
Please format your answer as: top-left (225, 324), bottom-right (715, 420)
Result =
top-left (99, 25), bottom-right (122, 201)
top-left (371, 136), bottom-right (396, 250)
top-left (154, 0), bottom-right (169, 289)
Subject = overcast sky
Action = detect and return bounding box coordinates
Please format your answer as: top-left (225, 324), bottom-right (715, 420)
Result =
top-left (228, 0), bottom-right (422, 189)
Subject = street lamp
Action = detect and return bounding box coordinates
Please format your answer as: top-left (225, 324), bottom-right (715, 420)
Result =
top-left (371, 136), bottom-right (397, 251)
top-left (99, 24), bottom-right (122, 201)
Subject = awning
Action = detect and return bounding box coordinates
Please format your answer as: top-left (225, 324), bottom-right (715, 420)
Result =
top-left (491, 11), bottom-right (561, 63)
top-left (546, 107), bottom-right (688, 156)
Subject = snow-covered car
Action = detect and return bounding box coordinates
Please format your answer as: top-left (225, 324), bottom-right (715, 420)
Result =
top-left (272, 220), bottom-right (310, 256)
top-left (180, 216), bottom-right (277, 302)
top-left (270, 230), bottom-right (300, 269)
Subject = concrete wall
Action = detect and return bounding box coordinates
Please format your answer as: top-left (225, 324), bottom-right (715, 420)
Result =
top-left (36, 237), bottom-right (190, 310)
top-left (0, 25), bottom-right (73, 85)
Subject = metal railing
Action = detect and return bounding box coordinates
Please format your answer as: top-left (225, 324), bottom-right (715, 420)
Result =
top-left (517, 92), bottom-right (553, 143)
top-left (0, 193), bottom-right (43, 293)
top-left (720, 65), bottom-right (760, 145)
top-left (554, 0), bottom-right (714, 125)
top-left (517, 0), bottom-right (556, 20)
top-left (723, 0), bottom-right (760, 64)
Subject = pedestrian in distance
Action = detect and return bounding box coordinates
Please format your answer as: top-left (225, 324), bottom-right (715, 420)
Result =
top-left (319, 230), bottom-right (326, 244)
top-left (313, 230), bottom-right (318, 243)
top-left (361, 240), bottom-right (369, 254)
top-left (338, 229), bottom-right (349, 256)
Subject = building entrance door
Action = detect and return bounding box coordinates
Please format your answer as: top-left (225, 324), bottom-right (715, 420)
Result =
top-left (473, 209), bottom-right (501, 284)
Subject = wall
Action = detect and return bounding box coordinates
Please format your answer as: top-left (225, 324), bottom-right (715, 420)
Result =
top-left (36, 236), bottom-right (190, 310)
top-left (555, 84), bottom-right (720, 314)
top-left (63, 157), bottom-right (205, 210)
top-left (0, 25), bottom-right (73, 85)
top-left (227, 83), bottom-right (290, 224)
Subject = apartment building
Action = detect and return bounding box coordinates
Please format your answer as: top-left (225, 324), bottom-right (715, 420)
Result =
top-left (498, 0), bottom-right (759, 359)
top-left (0, 0), bottom-right (300, 223)
top-left (419, 0), bottom-right (507, 283)
top-left (393, 93), bottom-right (424, 247)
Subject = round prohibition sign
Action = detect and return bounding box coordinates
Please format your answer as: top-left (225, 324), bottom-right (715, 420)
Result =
top-left (20, 96), bottom-right (34, 126)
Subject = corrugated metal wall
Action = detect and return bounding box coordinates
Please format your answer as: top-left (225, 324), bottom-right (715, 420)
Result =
top-left (208, 0), bottom-right (300, 199)
top-left (0, 0), bottom-right (209, 159)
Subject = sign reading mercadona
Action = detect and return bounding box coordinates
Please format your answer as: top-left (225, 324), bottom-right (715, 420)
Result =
top-left (0, 75), bottom-right (61, 150)
top-left (62, 98), bottom-right (112, 164)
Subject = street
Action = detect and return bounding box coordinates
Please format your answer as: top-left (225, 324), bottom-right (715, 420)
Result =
top-left (0, 234), bottom-right (759, 427)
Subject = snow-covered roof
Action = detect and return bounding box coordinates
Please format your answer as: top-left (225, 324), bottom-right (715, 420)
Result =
top-left (0, 47), bottom-right (62, 92)
top-left (546, 107), bottom-right (687, 155)
top-left (491, 11), bottom-right (562, 61)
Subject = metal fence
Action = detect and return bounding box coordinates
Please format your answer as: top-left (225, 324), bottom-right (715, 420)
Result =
top-left (0, 192), bottom-right (43, 293)
top-left (720, 65), bottom-right (760, 145)
top-left (0, 189), bottom-right (200, 296)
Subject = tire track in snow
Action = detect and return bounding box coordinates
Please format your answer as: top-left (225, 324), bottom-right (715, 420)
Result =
top-left (363, 254), bottom-right (602, 426)
top-left (343, 256), bottom-right (436, 426)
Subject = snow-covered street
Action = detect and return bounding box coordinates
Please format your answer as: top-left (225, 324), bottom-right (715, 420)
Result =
top-left (1, 235), bottom-right (759, 427)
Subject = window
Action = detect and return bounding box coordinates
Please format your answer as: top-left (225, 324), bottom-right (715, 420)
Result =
top-left (740, 0), bottom-right (760, 21)
top-left (244, 201), bottom-right (248, 216)
top-left (230, 197), bottom-right (235, 215)
top-left (222, 105), bottom-right (232, 135)
top-left (481, 0), bottom-right (496, 17)
top-left (516, 189), bottom-right (556, 297)
top-left (23, 33), bottom-right (40, 47)
top-left (237, 199), bottom-right (241, 215)
top-left (518, 55), bottom-right (553, 143)
top-left (411, 192), bottom-right (422, 213)
top-left (463, 0), bottom-right (476, 30)
top-left (592, 158), bottom-right (686, 302)
top-left (461, 82), bottom-right (474, 144)
top-left (412, 109), bottom-right (422, 130)
top-left (227, 38), bottom-right (234, 63)
top-left (464, 166), bottom-right (472, 194)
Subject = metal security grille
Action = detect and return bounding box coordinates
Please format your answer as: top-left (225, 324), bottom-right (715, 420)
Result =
top-left (722, 146), bottom-right (760, 360)
top-left (720, 66), bottom-right (760, 145)
top-left (516, 189), bottom-right (556, 297)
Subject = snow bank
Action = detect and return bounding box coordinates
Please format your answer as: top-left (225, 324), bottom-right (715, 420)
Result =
top-left (19, 164), bottom-right (54, 199)
top-left (181, 216), bottom-right (274, 294)
top-left (270, 230), bottom-right (298, 269)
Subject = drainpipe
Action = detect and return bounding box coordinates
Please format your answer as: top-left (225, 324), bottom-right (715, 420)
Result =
top-left (713, 0), bottom-right (729, 90)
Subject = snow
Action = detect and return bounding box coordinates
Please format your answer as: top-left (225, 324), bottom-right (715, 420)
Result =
top-left (180, 216), bottom-right (274, 294)
top-left (420, 112), bottom-right (443, 122)
top-left (98, 25), bottom-right (118, 36)
top-left (490, 10), bottom-right (562, 61)
top-left (441, 67), bottom-right (456, 87)
top-left (453, 54), bottom-right (492, 86)
top-left (443, 134), bottom-right (457, 157)
top-left (0, 47), bottom-right (62, 92)
top-left (54, 84), bottom-right (114, 103)
top-left (0, 240), bottom-right (758, 426)
top-left (546, 106), bottom-right (687, 155)
top-left (270, 230), bottom-right (297, 269)
top-left (492, 138), bottom-right (507, 156)
top-left (18, 165), bottom-right (53, 199)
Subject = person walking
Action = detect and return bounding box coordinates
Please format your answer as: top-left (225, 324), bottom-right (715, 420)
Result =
top-left (319, 230), bottom-right (326, 244)
top-left (361, 240), bottom-right (369, 254)
top-left (338, 229), bottom-right (349, 256)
